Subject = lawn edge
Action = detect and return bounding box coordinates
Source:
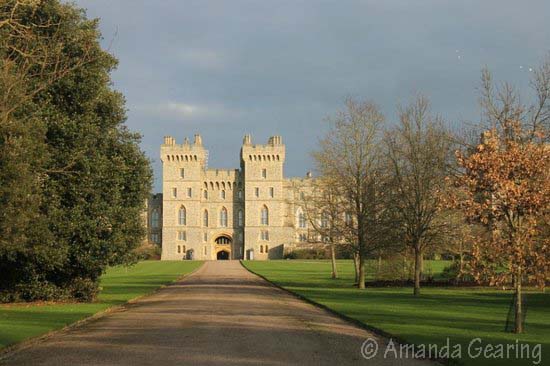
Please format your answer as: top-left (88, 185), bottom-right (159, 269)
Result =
top-left (240, 260), bottom-right (450, 366)
top-left (0, 260), bottom-right (205, 361)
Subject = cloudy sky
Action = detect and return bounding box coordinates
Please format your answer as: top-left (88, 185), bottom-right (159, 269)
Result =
top-left (75, 0), bottom-right (549, 192)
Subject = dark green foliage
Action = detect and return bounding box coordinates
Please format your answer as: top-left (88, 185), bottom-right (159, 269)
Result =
top-left (0, 0), bottom-right (152, 302)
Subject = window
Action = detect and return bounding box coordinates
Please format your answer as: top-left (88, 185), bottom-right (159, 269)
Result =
top-left (255, 187), bottom-right (259, 197)
top-left (203, 232), bottom-right (207, 242)
top-left (260, 245), bottom-right (264, 253)
top-left (262, 169), bottom-right (267, 178)
top-left (204, 246), bottom-right (207, 255)
top-left (298, 212), bottom-right (307, 228)
top-left (180, 168), bottom-right (185, 178)
top-left (151, 233), bottom-right (159, 243)
top-left (178, 231), bottom-right (187, 241)
top-left (172, 187), bottom-right (177, 198)
top-left (178, 206), bottom-right (186, 226)
top-left (238, 210), bottom-right (243, 227)
top-left (203, 210), bottom-right (209, 227)
top-left (269, 187), bottom-right (274, 198)
top-left (345, 212), bottom-right (352, 225)
top-left (204, 190), bottom-right (208, 199)
top-left (261, 206), bottom-right (269, 225)
top-left (265, 244), bottom-right (269, 252)
top-left (177, 245), bottom-right (181, 254)
top-left (238, 190), bottom-right (243, 199)
top-left (221, 190), bottom-right (226, 199)
top-left (151, 210), bottom-right (159, 228)
top-left (299, 233), bottom-right (307, 242)
top-left (220, 207), bottom-right (228, 227)
top-left (300, 192), bottom-right (305, 200)
top-left (321, 212), bottom-right (328, 228)
top-left (261, 230), bottom-right (269, 241)
top-left (187, 187), bottom-right (192, 198)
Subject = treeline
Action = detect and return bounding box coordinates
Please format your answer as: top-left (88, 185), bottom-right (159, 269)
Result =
top-left (0, 1), bottom-right (152, 302)
top-left (303, 57), bottom-right (550, 334)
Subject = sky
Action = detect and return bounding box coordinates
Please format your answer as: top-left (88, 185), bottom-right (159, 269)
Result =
top-left (74, 0), bottom-right (549, 192)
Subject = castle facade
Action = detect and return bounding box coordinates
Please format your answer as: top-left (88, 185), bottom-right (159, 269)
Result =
top-left (148, 134), bottom-right (313, 260)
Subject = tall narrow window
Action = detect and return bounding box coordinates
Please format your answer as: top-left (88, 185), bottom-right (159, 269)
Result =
top-left (255, 187), bottom-right (259, 197)
top-left (178, 231), bottom-right (187, 241)
top-left (177, 245), bottom-right (181, 253)
top-left (299, 212), bottom-right (306, 228)
top-left (262, 169), bottom-right (267, 178)
top-left (238, 190), bottom-right (243, 199)
top-left (221, 190), bottom-right (226, 199)
top-left (151, 210), bottom-right (159, 228)
top-left (220, 207), bottom-right (228, 227)
top-left (269, 187), bottom-right (274, 198)
top-left (203, 232), bottom-right (207, 242)
top-left (203, 210), bottom-right (209, 227)
top-left (238, 210), bottom-right (243, 227)
top-left (261, 206), bottom-right (269, 225)
top-left (172, 187), bottom-right (177, 198)
top-left (178, 206), bottom-right (186, 226)
top-left (321, 212), bottom-right (328, 228)
top-left (180, 168), bottom-right (185, 178)
top-left (204, 190), bottom-right (208, 199)
top-left (260, 245), bottom-right (264, 253)
top-left (187, 187), bottom-right (192, 198)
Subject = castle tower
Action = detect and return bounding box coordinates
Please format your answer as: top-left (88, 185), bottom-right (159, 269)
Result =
top-left (160, 135), bottom-right (207, 260)
top-left (240, 135), bottom-right (287, 259)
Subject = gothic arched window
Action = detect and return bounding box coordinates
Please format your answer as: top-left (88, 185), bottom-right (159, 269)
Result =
top-left (220, 207), bottom-right (228, 227)
top-left (261, 206), bottom-right (269, 226)
top-left (178, 206), bottom-right (186, 226)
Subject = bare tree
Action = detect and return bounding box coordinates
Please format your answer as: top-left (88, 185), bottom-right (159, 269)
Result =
top-left (385, 95), bottom-right (452, 296)
top-left (313, 98), bottom-right (389, 289)
top-left (299, 176), bottom-right (346, 279)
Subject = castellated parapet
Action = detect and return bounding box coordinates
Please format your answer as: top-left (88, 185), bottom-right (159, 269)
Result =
top-left (156, 134), bottom-right (313, 260)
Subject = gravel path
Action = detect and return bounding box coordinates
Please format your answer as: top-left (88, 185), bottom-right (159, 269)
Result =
top-left (1, 261), bottom-right (431, 365)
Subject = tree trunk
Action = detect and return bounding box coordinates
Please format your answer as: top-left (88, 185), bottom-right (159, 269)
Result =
top-left (514, 268), bottom-right (523, 333)
top-left (330, 244), bottom-right (338, 279)
top-left (358, 253), bottom-right (366, 289)
top-left (377, 255), bottom-right (382, 276)
top-left (353, 252), bottom-right (360, 283)
top-left (413, 246), bottom-right (422, 296)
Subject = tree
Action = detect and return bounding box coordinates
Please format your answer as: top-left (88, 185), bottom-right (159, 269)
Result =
top-left (385, 95), bottom-right (452, 296)
top-left (299, 176), bottom-right (346, 279)
top-left (313, 98), bottom-right (391, 289)
top-left (452, 122), bottom-right (549, 333)
top-left (0, 0), bottom-right (152, 302)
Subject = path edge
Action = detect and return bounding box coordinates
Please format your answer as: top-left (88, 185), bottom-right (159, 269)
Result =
top-left (0, 261), bottom-right (205, 362)
top-left (240, 260), bottom-right (450, 366)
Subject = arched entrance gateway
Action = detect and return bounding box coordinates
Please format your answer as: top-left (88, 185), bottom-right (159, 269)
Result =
top-left (214, 235), bottom-right (232, 260)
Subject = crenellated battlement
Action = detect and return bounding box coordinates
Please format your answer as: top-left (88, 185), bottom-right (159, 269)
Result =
top-left (161, 134), bottom-right (208, 164)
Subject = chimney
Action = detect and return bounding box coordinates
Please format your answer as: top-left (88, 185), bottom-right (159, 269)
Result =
top-left (243, 134), bottom-right (252, 145)
top-left (163, 136), bottom-right (175, 145)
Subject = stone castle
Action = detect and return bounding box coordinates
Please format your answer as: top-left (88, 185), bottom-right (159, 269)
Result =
top-left (146, 134), bottom-right (315, 260)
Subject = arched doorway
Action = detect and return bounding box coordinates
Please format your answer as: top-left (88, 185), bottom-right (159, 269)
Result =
top-left (215, 235), bottom-right (232, 260)
top-left (217, 250), bottom-right (229, 260)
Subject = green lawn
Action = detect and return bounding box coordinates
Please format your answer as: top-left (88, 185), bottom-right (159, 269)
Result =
top-left (0, 260), bottom-right (202, 350)
top-left (243, 260), bottom-right (549, 366)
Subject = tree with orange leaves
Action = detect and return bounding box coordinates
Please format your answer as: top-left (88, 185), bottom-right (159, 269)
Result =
top-left (453, 120), bottom-right (549, 333)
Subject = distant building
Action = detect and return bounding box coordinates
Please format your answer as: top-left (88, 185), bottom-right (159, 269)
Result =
top-left (147, 134), bottom-right (315, 260)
